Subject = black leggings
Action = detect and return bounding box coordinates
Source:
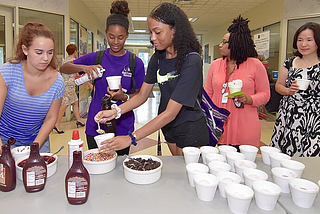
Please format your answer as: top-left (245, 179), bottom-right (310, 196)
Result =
top-left (86, 135), bottom-right (130, 156)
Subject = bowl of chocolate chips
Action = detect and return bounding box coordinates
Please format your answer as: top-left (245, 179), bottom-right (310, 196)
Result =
top-left (123, 155), bottom-right (163, 185)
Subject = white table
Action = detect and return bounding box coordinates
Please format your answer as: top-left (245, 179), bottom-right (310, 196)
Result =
top-left (0, 156), bottom-right (287, 214)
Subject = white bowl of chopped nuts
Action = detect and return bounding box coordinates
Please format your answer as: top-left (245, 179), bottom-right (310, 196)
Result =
top-left (83, 149), bottom-right (117, 174)
top-left (123, 155), bottom-right (163, 185)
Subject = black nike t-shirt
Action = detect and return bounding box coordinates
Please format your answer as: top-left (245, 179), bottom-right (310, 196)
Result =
top-left (145, 51), bottom-right (204, 127)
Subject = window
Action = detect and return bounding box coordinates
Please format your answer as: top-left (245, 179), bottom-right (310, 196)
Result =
top-left (70, 19), bottom-right (79, 52)
top-left (264, 22), bottom-right (280, 83)
top-left (19, 8), bottom-right (64, 58)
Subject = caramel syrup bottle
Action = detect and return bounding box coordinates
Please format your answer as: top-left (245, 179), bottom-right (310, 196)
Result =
top-left (0, 144), bottom-right (16, 192)
top-left (22, 142), bottom-right (47, 193)
top-left (101, 96), bottom-right (117, 134)
top-left (65, 151), bottom-right (90, 205)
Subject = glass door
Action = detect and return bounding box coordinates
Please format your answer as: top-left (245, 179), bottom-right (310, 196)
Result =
top-left (0, 6), bottom-right (14, 66)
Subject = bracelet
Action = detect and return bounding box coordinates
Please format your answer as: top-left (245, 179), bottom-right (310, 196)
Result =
top-left (128, 131), bottom-right (137, 146)
top-left (111, 104), bottom-right (121, 119)
top-left (123, 93), bottom-right (130, 102)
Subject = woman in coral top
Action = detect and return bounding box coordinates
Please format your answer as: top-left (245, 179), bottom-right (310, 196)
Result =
top-left (204, 16), bottom-right (270, 149)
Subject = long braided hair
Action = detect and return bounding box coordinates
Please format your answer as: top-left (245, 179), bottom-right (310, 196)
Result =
top-left (227, 15), bottom-right (257, 68)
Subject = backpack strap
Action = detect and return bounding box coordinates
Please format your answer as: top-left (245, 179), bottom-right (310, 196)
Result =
top-left (129, 51), bottom-right (136, 94)
top-left (95, 50), bottom-right (105, 65)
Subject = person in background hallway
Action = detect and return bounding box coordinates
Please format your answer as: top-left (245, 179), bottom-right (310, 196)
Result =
top-left (94, 2), bottom-right (209, 156)
top-left (54, 44), bottom-right (87, 134)
top-left (204, 15), bottom-right (270, 150)
top-left (270, 22), bottom-right (320, 157)
top-left (60, 0), bottom-right (145, 155)
top-left (0, 22), bottom-right (64, 153)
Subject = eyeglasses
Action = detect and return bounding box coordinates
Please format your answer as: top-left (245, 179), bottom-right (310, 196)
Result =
top-left (220, 41), bottom-right (229, 45)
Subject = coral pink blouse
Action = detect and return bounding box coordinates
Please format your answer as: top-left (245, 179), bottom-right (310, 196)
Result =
top-left (204, 57), bottom-right (270, 147)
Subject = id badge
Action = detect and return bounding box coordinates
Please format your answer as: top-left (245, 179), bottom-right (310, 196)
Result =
top-left (222, 92), bottom-right (229, 103)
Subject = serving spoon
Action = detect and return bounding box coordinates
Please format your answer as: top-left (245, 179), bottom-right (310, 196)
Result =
top-left (96, 122), bottom-right (105, 134)
top-left (124, 154), bottom-right (143, 165)
top-left (45, 146), bottom-right (64, 164)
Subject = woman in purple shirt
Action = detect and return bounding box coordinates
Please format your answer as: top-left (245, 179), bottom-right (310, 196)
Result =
top-left (60, 0), bottom-right (145, 155)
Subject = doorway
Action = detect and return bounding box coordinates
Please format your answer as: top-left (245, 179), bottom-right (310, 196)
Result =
top-left (0, 6), bottom-right (14, 66)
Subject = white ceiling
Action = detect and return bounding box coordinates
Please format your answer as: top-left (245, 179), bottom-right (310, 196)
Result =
top-left (81, 0), bottom-right (269, 34)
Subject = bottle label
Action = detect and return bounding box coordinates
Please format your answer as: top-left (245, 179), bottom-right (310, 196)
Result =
top-left (26, 166), bottom-right (46, 186)
top-left (0, 164), bottom-right (6, 186)
top-left (74, 68), bottom-right (104, 86)
top-left (67, 176), bottom-right (88, 198)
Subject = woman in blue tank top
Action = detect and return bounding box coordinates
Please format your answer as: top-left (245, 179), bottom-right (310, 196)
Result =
top-left (0, 22), bottom-right (65, 153)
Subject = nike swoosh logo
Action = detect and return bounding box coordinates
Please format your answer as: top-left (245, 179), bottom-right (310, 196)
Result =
top-left (157, 69), bottom-right (179, 84)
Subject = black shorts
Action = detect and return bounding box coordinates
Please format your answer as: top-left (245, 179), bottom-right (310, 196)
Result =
top-left (162, 116), bottom-right (209, 148)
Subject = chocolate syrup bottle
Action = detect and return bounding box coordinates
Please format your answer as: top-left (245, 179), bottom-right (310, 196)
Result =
top-left (101, 96), bottom-right (117, 134)
top-left (0, 144), bottom-right (16, 192)
top-left (22, 142), bottom-right (47, 193)
top-left (65, 151), bottom-right (90, 205)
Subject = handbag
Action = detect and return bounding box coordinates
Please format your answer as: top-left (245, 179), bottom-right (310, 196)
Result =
top-left (197, 88), bottom-right (230, 146)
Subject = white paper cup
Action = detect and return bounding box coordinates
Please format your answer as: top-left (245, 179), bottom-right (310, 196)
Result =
top-left (225, 183), bottom-right (254, 214)
top-left (271, 167), bottom-right (297, 193)
top-left (234, 159), bottom-right (257, 183)
top-left (11, 146), bottom-right (30, 161)
top-left (106, 76), bottom-right (122, 90)
top-left (228, 85), bottom-right (242, 94)
top-left (296, 79), bottom-right (311, 90)
top-left (216, 171), bottom-right (241, 198)
top-left (289, 178), bottom-right (319, 208)
top-left (269, 152), bottom-right (291, 168)
top-left (243, 168), bottom-right (268, 189)
top-left (218, 145), bottom-right (237, 157)
top-left (200, 146), bottom-right (219, 164)
top-left (194, 173), bottom-right (219, 201)
top-left (186, 163), bottom-right (209, 187)
top-left (208, 161), bottom-right (231, 176)
top-left (280, 159), bottom-right (305, 178)
top-left (252, 180), bottom-right (281, 211)
top-left (206, 153), bottom-right (226, 165)
top-left (94, 133), bottom-right (115, 148)
top-left (239, 145), bottom-right (258, 162)
top-left (233, 79), bottom-right (243, 85)
top-left (260, 146), bottom-right (280, 165)
top-left (226, 152), bottom-right (246, 172)
top-left (183, 147), bottom-right (201, 165)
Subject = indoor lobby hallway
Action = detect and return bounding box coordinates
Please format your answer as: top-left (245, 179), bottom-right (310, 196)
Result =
top-left (49, 90), bottom-right (275, 156)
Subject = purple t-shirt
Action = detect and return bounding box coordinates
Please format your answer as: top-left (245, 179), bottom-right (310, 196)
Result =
top-left (73, 49), bottom-right (145, 136)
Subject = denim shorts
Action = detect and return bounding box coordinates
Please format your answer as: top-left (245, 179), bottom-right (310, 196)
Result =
top-left (0, 135), bottom-right (50, 153)
top-left (161, 116), bottom-right (209, 148)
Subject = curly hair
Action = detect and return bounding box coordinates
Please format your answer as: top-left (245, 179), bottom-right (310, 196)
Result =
top-left (106, 0), bottom-right (130, 31)
top-left (293, 22), bottom-right (320, 58)
top-left (149, 3), bottom-right (202, 73)
top-left (9, 22), bottom-right (57, 69)
top-left (227, 15), bottom-right (257, 68)
top-left (110, 0), bottom-right (130, 17)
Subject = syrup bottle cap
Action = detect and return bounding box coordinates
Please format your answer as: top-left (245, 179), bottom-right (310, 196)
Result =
top-left (72, 130), bottom-right (80, 140)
